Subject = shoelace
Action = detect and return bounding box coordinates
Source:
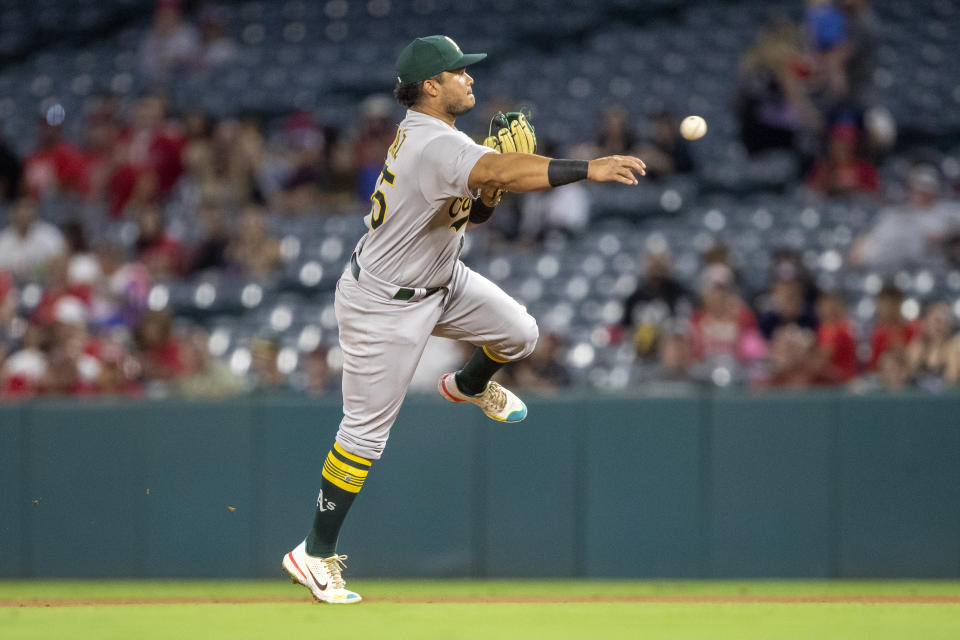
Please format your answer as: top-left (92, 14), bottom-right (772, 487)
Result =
top-left (482, 382), bottom-right (508, 413)
top-left (322, 554), bottom-right (348, 590)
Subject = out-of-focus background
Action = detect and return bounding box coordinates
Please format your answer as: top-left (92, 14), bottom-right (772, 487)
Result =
top-left (0, 0), bottom-right (958, 398)
top-left (1, 0), bottom-right (959, 581)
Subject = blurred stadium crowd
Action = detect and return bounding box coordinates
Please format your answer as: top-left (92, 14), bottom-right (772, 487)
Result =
top-left (1, 0), bottom-right (960, 400)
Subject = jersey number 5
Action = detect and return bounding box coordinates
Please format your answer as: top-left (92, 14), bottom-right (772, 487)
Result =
top-left (369, 165), bottom-right (395, 230)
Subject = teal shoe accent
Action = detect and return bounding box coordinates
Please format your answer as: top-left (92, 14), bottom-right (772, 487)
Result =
top-left (505, 404), bottom-right (527, 422)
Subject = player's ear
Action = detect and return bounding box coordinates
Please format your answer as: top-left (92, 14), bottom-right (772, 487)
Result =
top-left (422, 74), bottom-right (443, 98)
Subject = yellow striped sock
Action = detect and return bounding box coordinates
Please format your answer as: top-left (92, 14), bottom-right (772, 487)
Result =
top-left (321, 444), bottom-right (372, 494)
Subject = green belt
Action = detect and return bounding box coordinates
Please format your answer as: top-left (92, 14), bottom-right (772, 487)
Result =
top-left (350, 253), bottom-right (440, 301)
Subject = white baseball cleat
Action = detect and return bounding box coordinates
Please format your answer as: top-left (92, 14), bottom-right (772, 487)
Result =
top-left (438, 372), bottom-right (527, 423)
top-left (282, 540), bottom-right (362, 604)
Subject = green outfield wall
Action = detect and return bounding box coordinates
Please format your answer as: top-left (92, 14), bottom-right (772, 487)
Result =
top-left (1, 392), bottom-right (958, 579)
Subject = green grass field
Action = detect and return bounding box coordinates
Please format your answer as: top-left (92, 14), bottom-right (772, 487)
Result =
top-left (2, 580), bottom-right (959, 640)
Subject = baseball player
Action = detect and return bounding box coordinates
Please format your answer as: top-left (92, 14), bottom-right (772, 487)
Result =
top-left (282, 35), bottom-right (646, 603)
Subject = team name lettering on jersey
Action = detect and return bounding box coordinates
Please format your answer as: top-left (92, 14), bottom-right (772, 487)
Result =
top-left (388, 128), bottom-right (407, 159)
top-left (447, 197), bottom-right (472, 231)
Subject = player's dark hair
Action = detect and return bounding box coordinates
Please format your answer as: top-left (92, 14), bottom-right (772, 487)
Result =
top-left (393, 73), bottom-right (444, 108)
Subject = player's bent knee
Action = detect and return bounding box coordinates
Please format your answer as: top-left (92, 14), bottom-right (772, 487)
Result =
top-left (517, 318), bottom-right (539, 360)
top-left (499, 314), bottom-right (538, 361)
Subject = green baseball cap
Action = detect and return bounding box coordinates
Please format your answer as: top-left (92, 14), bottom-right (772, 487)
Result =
top-left (395, 35), bottom-right (486, 85)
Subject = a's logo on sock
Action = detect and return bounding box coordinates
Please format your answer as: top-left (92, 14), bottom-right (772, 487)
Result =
top-left (316, 489), bottom-right (336, 512)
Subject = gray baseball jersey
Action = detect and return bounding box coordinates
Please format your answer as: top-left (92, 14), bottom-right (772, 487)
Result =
top-left (356, 109), bottom-right (495, 288)
top-left (334, 109), bottom-right (538, 460)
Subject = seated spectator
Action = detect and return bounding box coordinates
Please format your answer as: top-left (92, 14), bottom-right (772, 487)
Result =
top-left (735, 16), bottom-right (821, 155)
top-left (352, 96), bottom-right (399, 202)
top-left (23, 114), bottom-right (89, 200)
top-left (701, 244), bottom-right (746, 291)
top-left (81, 111), bottom-right (121, 202)
top-left (0, 198), bottom-right (66, 278)
top-left (636, 110), bottom-right (694, 180)
top-left (596, 105), bottom-right (638, 156)
top-left (188, 200), bottom-right (230, 274)
top-left (196, 5), bottom-right (237, 72)
top-left (249, 337), bottom-right (289, 391)
top-left (226, 205), bottom-right (282, 277)
top-left (134, 309), bottom-right (185, 381)
top-left (836, 0), bottom-right (882, 113)
top-left (134, 205), bottom-right (183, 278)
top-left (805, 0), bottom-right (849, 107)
top-left (806, 123), bottom-right (879, 197)
top-left (767, 247), bottom-right (819, 309)
top-left (875, 348), bottom-right (912, 391)
top-left (96, 340), bottom-right (143, 398)
top-left (44, 296), bottom-right (101, 396)
top-left (906, 302), bottom-right (960, 389)
top-left (616, 249), bottom-right (692, 356)
top-left (758, 324), bottom-right (821, 388)
top-left (850, 164), bottom-right (960, 269)
top-left (211, 119), bottom-right (260, 206)
top-left (812, 289), bottom-right (859, 383)
top-left (110, 94), bottom-right (185, 216)
top-left (93, 242), bottom-right (150, 328)
top-left (1, 322), bottom-right (48, 398)
top-left (688, 264), bottom-right (765, 364)
top-left (301, 345), bottom-right (339, 396)
top-left (867, 283), bottom-right (917, 371)
top-left (269, 111), bottom-right (331, 213)
top-left (181, 109), bottom-right (215, 196)
top-left (30, 255), bottom-right (97, 325)
top-left (653, 323), bottom-right (694, 382)
top-left (176, 329), bottom-right (247, 398)
top-left (499, 332), bottom-right (571, 391)
top-left (756, 277), bottom-right (819, 340)
top-left (139, 0), bottom-right (200, 82)
top-left (62, 220), bottom-right (101, 302)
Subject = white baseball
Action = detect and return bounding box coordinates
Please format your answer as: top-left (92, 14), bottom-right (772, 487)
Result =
top-left (680, 115), bottom-right (707, 141)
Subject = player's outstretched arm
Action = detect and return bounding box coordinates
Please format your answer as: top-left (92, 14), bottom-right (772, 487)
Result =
top-left (468, 153), bottom-right (646, 193)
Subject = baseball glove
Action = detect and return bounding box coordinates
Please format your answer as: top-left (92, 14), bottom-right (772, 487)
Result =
top-left (483, 111), bottom-right (536, 154)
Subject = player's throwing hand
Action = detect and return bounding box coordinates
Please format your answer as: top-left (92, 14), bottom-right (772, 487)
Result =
top-left (587, 155), bottom-right (647, 185)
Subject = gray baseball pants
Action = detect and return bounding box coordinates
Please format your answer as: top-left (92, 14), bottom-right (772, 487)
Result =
top-left (333, 259), bottom-right (538, 460)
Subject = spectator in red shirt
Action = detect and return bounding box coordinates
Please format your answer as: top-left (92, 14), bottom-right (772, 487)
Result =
top-left (868, 282), bottom-right (917, 371)
top-left (758, 324), bottom-right (822, 388)
top-left (110, 95), bottom-right (185, 216)
top-left (30, 254), bottom-right (101, 327)
top-left (806, 123), bottom-right (879, 197)
top-left (134, 309), bottom-right (185, 381)
top-left (689, 264), bottom-right (765, 363)
top-left (23, 117), bottom-right (89, 199)
top-left (814, 289), bottom-right (859, 383)
top-left (96, 338), bottom-right (144, 398)
top-left (80, 112), bottom-right (121, 202)
top-left (1, 322), bottom-right (49, 398)
top-left (45, 295), bottom-right (102, 396)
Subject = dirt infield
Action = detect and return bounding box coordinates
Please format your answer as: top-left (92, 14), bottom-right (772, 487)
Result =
top-left (4, 595), bottom-right (960, 607)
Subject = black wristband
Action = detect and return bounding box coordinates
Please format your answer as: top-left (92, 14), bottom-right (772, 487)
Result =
top-left (547, 159), bottom-right (589, 187)
top-left (469, 198), bottom-right (496, 224)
